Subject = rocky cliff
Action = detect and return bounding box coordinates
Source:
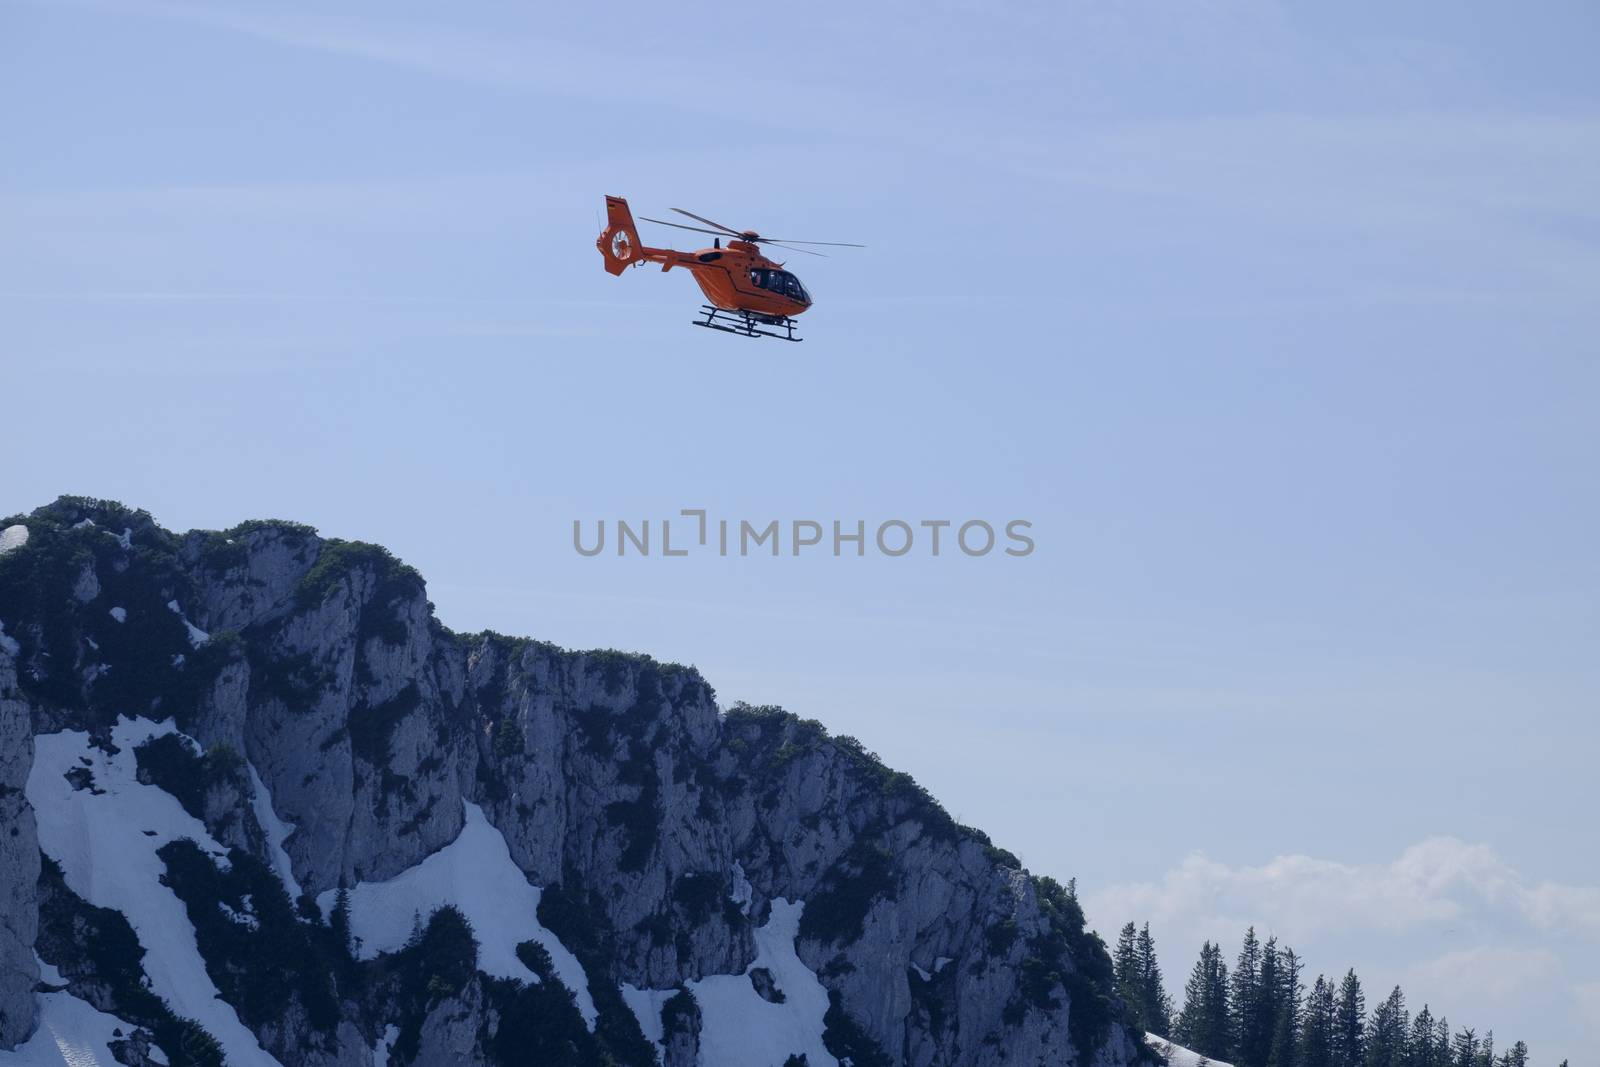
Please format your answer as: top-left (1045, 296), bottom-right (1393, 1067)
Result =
top-left (0, 497), bottom-right (1150, 1067)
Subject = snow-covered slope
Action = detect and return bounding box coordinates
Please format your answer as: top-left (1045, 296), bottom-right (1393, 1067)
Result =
top-left (315, 800), bottom-right (597, 1028)
top-left (0, 986), bottom-right (168, 1067)
top-left (621, 897), bottom-right (837, 1067)
top-left (687, 898), bottom-right (835, 1067)
top-left (246, 762), bottom-right (303, 902)
top-left (1147, 1033), bottom-right (1235, 1067)
top-left (26, 718), bottom-right (280, 1067)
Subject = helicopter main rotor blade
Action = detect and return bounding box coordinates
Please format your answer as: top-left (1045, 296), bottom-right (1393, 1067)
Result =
top-left (767, 242), bottom-right (829, 257)
top-left (639, 217), bottom-right (732, 238)
top-left (671, 208), bottom-right (746, 237)
top-left (756, 238), bottom-right (867, 247)
top-left (644, 214), bottom-right (859, 254)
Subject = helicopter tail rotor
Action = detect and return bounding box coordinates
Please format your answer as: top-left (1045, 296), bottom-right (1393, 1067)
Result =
top-left (597, 195), bottom-right (644, 275)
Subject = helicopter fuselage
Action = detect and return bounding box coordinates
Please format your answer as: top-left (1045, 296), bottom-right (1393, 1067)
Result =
top-left (597, 196), bottom-right (811, 319)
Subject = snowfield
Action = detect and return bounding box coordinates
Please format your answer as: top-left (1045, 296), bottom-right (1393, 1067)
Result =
top-left (686, 898), bottom-right (835, 1067)
top-left (620, 984), bottom-right (678, 1057)
top-left (0, 987), bottom-right (170, 1067)
top-left (246, 762), bottom-right (303, 901)
top-left (316, 800), bottom-right (598, 1029)
top-left (1148, 1033), bottom-right (1235, 1067)
top-left (621, 896), bottom-right (836, 1066)
top-left (26, 718), bottom-right (283, 1067)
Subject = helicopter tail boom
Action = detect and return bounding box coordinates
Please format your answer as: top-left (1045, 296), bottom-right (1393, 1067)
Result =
top-left (597, 195), bottom-right (647, 275)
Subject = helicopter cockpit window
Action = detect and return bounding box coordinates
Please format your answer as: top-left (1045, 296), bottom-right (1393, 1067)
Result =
top-left (748, 269), bottom-right (809, 302)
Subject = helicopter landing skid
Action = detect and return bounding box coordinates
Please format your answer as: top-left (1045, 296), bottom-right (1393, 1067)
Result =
top-left (692, 305), bottom-right (802, 342)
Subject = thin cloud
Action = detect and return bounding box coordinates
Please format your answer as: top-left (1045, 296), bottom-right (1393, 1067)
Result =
top-left (1087, 836), bottom-right (1600, 944)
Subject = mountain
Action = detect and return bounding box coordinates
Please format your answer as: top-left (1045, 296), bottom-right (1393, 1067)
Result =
top-left (0, 497), bottom-right (1150, 1067)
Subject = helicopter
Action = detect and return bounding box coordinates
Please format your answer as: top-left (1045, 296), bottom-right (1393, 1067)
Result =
top-left (595, 195), bottom-right (863, 342)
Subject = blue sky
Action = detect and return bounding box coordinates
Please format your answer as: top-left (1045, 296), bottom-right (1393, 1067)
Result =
top-left (2, 0), bottom-right (1597, 1057)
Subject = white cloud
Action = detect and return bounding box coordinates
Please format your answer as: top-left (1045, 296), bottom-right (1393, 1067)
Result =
top-left (1087, 836), bottom-right (1600, 947)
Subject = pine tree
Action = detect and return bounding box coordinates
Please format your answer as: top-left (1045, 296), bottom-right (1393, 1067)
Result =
top-left (330, 883), bottom-right (353, 959)
top-left (1115, 922), bottom-right (1143, 1026)
top-left (1300, 975), bottom-right (1336, 1067)
top-left (1232, 928), bottom-right (1265, 1067)
top-left (1177, 941), bottom-right (1234, 1060)
top-left (1501, 1041), bottom-right (1527, 1067)
top-left (1268, 947), bottom-right (1303, 1067)
top-left (1137, 923), bottom-right (1174, 1036)
top-left (1450, 1027), bottom-right (1477, 1067)
top-left (1176, 944), bottom-right (1210, 1049)
top-left (1366, 987), bottom-right (1407, 1067)
top-left (1250, 937), bottom-right (1281, 1067)
top-left (1476, 1032), bottom-right (1494, 1067)
top-left (1333, 970), bottom-right (1367, 1067)
top-left (1409, 1006), bottom-right (1438, 1067)
top-left (1434, 1017), bottom-right (1450, 1066)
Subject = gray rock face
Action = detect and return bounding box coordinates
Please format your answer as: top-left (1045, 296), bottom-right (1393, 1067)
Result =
top-left (0, 498), bottom-right (1146, 1066)
top-left (412, 981), bottom-right (492, 1067)
top-left (0, 648), bottom-right (40, 1048)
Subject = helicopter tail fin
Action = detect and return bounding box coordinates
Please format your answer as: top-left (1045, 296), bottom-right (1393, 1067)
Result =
top-left (597, 195), bottom-right (643, 275)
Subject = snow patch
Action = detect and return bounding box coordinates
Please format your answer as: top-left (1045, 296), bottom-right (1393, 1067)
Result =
top-left (165, 600), bottom-right (210, 647)
top-left (688, 898), bottom-right (836, 1067)
top-left (0, 621), bottom-right (18, 657)
top-left (0, 523), bottom-right (29, 556)
top-left (26, 718), bottom-right (280, 1067)
top-left (371, 1024), bottom-right (400, 1067)
top-left (729, 861), bottom-right (752, 916)
top-left (34, 953), bottom-right (65, 987)
top-left (247, 763), bottom-right (303, 902)
top-left (0, 988), bottom-right (171, 1067)
top-left (621, 984), bottom-right (679, 1063)
top-left (108, 607), bottom-right (126, 624)
top-left (1148, 1034), bottom-right (1234, 1067)
top-left (71, 518), bottom-right (97, 531)
top-left (219, 897), bottom-right (260, 931)
top-left (316, 801), bottom-right (597, 1030)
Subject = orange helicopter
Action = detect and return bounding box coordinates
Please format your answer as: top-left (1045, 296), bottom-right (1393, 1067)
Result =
top-left (596, 195), bottom-right (863, 342)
